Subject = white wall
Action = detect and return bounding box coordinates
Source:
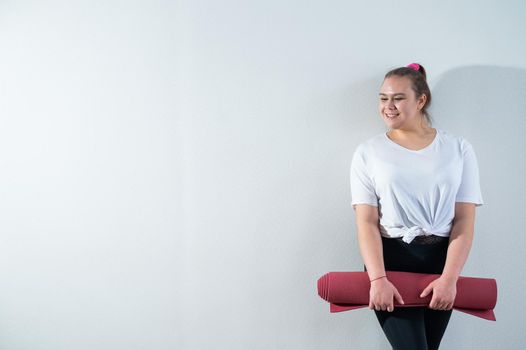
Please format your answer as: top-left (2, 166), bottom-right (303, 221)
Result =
top-left (0, 0), bottom-right (524, 349)
top-left (178, 1), bottom-right (526, 349)
top-left (0, 1), bottom-right (182, 349)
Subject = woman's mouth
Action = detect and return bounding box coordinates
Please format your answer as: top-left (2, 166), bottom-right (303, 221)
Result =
top-left (386, 113), bottom-right (399, 119)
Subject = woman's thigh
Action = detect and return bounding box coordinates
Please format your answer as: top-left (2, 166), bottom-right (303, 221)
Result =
top-left (374, 307), bottom-right (428, 350)
top-left (424, 308), bottom-right (453, 350)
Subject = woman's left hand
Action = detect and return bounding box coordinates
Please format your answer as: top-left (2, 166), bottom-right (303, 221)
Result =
top-left (420, 275), bottom-right (457, 310)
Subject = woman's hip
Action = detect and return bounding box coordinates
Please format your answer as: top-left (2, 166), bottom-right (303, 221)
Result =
top-left (364, 235), bottom-right (450, 274)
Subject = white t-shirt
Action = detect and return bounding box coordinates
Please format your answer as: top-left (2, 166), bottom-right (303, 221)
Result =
top-left (350, 128), bottom-right (484, 244)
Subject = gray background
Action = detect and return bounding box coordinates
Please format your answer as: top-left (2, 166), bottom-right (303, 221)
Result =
top-left (0, 0), bottom-right (524, 349)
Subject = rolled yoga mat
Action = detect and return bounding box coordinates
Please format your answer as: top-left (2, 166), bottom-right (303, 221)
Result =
top-left (317, 271), bottom-right (497, 321)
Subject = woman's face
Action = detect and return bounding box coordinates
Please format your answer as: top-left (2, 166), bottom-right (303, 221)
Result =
top-left (378, 76), bottom-right (426, 129)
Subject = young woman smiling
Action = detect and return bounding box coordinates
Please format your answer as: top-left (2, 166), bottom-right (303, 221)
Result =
top-left (350, 63), bottom-right (483, 349)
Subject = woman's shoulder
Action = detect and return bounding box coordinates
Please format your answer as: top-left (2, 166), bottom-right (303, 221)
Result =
top-left (354, 132), bottom-right (385, 153)
top-left (437, 128), bottom-right (474, 151)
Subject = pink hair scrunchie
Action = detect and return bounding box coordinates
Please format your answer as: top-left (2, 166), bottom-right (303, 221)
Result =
top-left (406, 63), bottom-right (421, 71)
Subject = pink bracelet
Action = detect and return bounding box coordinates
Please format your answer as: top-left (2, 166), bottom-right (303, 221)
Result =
top-left (370, 275), bottom-right (387, 283)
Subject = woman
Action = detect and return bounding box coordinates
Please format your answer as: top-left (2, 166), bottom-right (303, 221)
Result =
top-left (349, 63), bottom-right (484, 349)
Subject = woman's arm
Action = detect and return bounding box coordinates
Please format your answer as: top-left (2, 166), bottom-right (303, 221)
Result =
top-left (354, 204), bottom-right (385, 280)
top-left (441, 202), bottom-right (477, 282)
top-left (419, 202), bottom-right (477, 310)
top-left (354, 204), bottom-right (405, 311)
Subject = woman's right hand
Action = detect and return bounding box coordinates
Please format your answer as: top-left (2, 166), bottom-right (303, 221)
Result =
top-left (369, 277), bottom-right (405, 312)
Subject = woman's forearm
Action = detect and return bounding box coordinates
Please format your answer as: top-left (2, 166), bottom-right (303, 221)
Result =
top-left (441, 217), bottom-right (475, 282)
top-left (357, 223), bottom-right (386, 280)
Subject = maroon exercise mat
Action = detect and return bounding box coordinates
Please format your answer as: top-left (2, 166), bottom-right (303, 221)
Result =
top-left (317, 271), bottom-right (497, 321)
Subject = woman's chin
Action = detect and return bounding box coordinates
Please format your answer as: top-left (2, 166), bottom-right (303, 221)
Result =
top-left (384, 117), bottom-right (401, 125)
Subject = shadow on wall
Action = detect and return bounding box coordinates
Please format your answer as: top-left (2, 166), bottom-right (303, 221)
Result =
top-left (429, 65), bottom-right (526, 350)
top-left (431, 65), bottom-right (526, 234)
top-left (431, 65), bottom-right (526, 151)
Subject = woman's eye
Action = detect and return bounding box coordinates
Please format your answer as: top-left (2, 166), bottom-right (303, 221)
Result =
top-left (380, 97), bottom-right (404, 101)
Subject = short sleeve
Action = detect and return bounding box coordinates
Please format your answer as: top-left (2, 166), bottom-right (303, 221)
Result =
top-left (455, 141), bottom-right (484, 207)
top-left (350, 145), bottom-right (378, 208)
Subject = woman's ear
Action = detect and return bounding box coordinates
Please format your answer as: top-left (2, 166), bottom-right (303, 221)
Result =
top-left (418, 94), bottom-right (427, 110)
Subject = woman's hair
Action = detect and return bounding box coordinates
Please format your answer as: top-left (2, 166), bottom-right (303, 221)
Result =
top-left (384, 64), bottom-right (433, 126)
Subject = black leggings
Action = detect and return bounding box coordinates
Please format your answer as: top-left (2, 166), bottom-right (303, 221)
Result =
top-left (364, 235), bottom-right (453, 350)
